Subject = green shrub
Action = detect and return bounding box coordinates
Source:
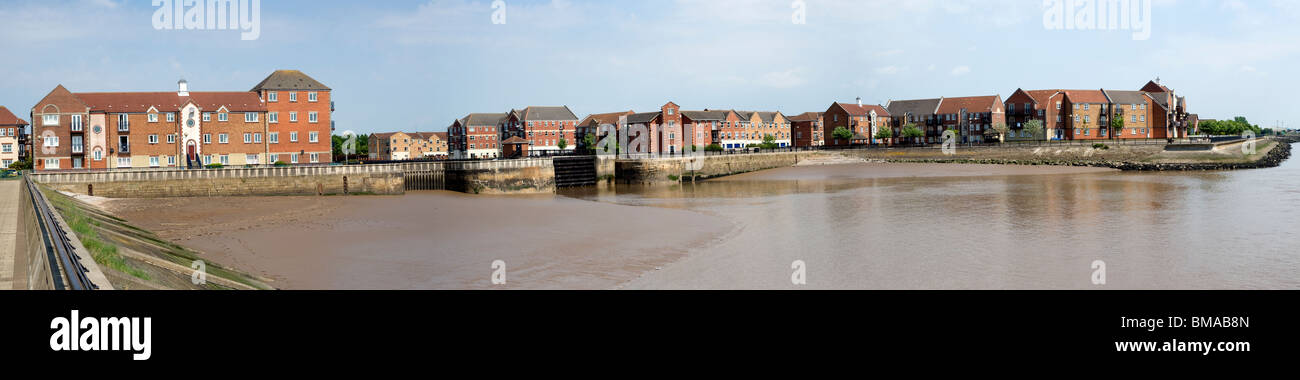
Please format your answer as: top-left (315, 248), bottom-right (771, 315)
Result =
top-left (273, 161), bottom-right (290, 167)
top-left (204, 163), bottom-right (224, 169)
top-left (1092, 143), bottom-right (1109, 150)
top-left (705, 144), bottom-right (723, 152)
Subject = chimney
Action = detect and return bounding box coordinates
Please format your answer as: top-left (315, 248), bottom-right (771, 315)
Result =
top-left (856, 97), bottom-right (862, 107)
top-left (178, 79), bottom-right (190, 96)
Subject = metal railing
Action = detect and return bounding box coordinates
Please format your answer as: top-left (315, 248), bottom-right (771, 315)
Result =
top-left (23, 176), bottom-right (99, 290)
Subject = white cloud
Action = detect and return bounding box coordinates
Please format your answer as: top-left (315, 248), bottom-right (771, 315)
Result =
top-left (759, 68), bottom-right (808, 89)
top-left (875, 66), bottom-right (902, 75)
top-left (950, 66), bottom-right (971, 76)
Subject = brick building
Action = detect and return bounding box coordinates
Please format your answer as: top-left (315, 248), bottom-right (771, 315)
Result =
top-left (0, 106), bottom-right (29, 168)
top-left (935, 95), bottom-right (1004, 143)
top-left (30, 80), bottom-right (271, 171)
top-left (504, 106), bottom-right (580, 154)
top-left (787, 112), bottom-right (823, 147)
top-left (368, 131), bottom-right (449, 160)
top-left (679, 109), bottom-right (733, 148)
top-left (1141, 80), bottom-right (1191, 139)
top-left (885, 98), bottom-right (941, 144)
top-left (449, 113), bottom-right (505, 159)
top-left (577, 110), bottom-right (634, 152)
top-left (1061, 90), bottom-right (1111, 140)
top-left (823, 99), bottom-right (890, 146)
top-left (1101, 90), bottom-right (1158, 139)
top-left (617, 102), bottom-right (716, 154)
top-left (1004, 89), bottom-right (1067, 140)
top-left (250, 70), bottom-right (334, 165)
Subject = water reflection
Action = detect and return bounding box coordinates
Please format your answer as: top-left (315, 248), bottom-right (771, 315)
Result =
top-left (563, 162), bottom-right (1300, 289)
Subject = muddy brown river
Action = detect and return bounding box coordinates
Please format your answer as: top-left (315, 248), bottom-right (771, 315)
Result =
top-left (109, 161), bottom-right (1300, 289)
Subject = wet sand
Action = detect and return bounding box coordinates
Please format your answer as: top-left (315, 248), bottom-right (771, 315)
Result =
top-left (108, 191), bottom-right (733, 289)
top-left (716, 162), bottom-right (1118, 182)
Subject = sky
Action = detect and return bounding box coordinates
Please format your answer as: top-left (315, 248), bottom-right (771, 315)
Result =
top-left (1, 0), bottom-right (1298, 135)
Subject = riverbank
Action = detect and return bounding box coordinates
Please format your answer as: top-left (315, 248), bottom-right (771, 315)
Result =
top-left (830, 139), bottom-right (1290, 171)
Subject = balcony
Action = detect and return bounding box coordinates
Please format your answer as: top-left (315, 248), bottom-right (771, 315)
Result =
top-left (72, 144), bottom-right (84, 154)
top-left (118, 144), bottom-right (130, 154)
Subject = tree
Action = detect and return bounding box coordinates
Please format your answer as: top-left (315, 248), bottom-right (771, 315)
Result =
top-left (1022, 119), bottom-right (1045, 141)
top-left (1110, 113), bottom-right (1125, 140)
top-left (581, 133), bottom-right (596, 151)
top-left (873, 127), bottom-right (893, 141)
top-left (557, 138), bottom-right (568, 151)
top-left (760, 134), bottom-right (779, 149)
top-left (831, 126), bottom-right (854, 140)
top-left (901, 123), bottom-right (924, 144)
top-left (988, 122), bottom-right (1009, 143)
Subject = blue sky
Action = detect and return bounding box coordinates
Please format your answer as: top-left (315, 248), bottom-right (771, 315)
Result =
top-left (1, 0), bottom-right (1298, 134)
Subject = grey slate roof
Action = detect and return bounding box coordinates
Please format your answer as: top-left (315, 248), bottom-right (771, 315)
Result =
top-left (513, 106), bottom-right (578, 121)
top-left (250, 70), bottom-right (331, 91)
top-left (886, 98), bottom-right (942, 119)
top-left (755, 112), bottom-right (781, 123)
top-left (679, 110), bottom-right (731, 121)
top-left (463, 113), bottom-right (507, 126)
top-left (1101, 90), bottom-right (1149, 106)
top-left (734, 111), bottom-right (757, 120)
top-left (626, 112), bottom-right (661, 124)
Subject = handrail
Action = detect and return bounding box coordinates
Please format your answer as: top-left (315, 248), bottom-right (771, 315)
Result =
top-left (23, 176), bottom-right (98, 290)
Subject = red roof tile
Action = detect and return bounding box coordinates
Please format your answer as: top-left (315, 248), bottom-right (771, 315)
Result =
top-left (1062, 90), bottom-right (1108, 104)
top-left (73, 91), bottom-right (267, 113)
top-left (0, 106), bottom-right (28, 126)
top-left (936, 96), bottom-right (1002, 114)
top-left (836, 102), bottom-right (891, 117)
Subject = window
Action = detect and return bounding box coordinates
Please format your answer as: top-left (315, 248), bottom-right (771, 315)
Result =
top-left (308, 92), bottom-right (318, 102)
top-left (168, 134), bottom-right (176, 144)
top-left (92, 149), bottom-right (102, 161)
top-left (254, 133), bottom-right (262, 143)
top-left (203, 113), bottom-right (211, 122)
top-left (289, 92), bottom-right (298, 102)
top-left (218, 113), bottom-right (228, 122)
top-left (149, 113), bottom-right (158, 122)
top-left (310, 153), bottom-right (319, 163)
top-left (308, 112), bottom-right (318, 123)
top-left (117, 157), bottom-right (130, 168)
top-left (168, 155), bottom-right (175, 166)
top-left (269, 154), bottom-right (278, 163)
top-left (1, 144), bottom-right (11, 153)
top-left (219, 133), bottom-right (229, 144)
top-left (1140, 116), bottom-right (1146, 122)
top-left (220, 155), bottom-right (229, 165)
top-left (149, 134), bottom-right (159, 144)
top-left (118, 114), bottom-right (130, 131)
top-left (1131, 115), bottom-right (1137, 123)
top-left (247, 154), bottom-right (259, 164)
top-left (244, 113), bottom-right (259, 123)
top-left (167, 113), bottom-right (175, 122)
top-left (203, 134), bottom-right (211, 144)
top-left (45, 158), bottom-right (60, 169)
top-left (244, 133), bottom-right (252, 143)
top-left (268, 91), bottom-right (278, 102)
top-left (269, 132), bottom-right (279, 143)
top-left (44, 136), bottom-right (59, 147)
top-left (309, 131), bottom-right (318, 143)
top-left (290, 153), bottom-right (299, 164)
top-left (71, 115), bottom-right (83, 131)
top-left (289, 112), bottom-right (298, 122)
top-left (269, 112), bottom-right (279, 123)
top-left (149, 156), bottom-right (159, 167)
top-left (43, 114), bottom-right (59, 126)
top-left (203, 155), bottom-right (211, 165)
top-left (118, 136), bottom-right (129, 153)
top-left (290, 132), bottom-right (298, 142)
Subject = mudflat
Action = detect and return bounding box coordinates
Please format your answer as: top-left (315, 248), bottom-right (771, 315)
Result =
top-left (107, 191), bottom-right (733, 289)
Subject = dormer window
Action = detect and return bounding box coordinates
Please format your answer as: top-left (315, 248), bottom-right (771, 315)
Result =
top-left (148, 113), bottom-right (159, 122)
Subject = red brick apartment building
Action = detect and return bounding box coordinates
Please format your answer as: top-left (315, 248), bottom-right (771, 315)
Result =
top-left (504, 106), bottom-right (580, 154)
top-left (823, 99), bottom-right (890, 146)
top-left (250, 70), bottom-right (333, 164)
top-left (368, 131), bottom-right (449, 160)
top-left (1004, 89), bottom-right (1068, 140)
top-left (679, 109), bottom-right (734, 148)
top-left (0, 106), bottom-right (30, 168)
top-left (1141, 80), bottom-right (1191, 138)
top-left (448, 113), bottom-right (505, 159)
top-left (615, 102), bottom-right (723, 154)
top-left (884, 98), bottom-right (941, 144)
top-left (1101, 90), bottom-right (1158, 139)
top-left (577, 110), bottom-right (634, 152)
top-left (788, 112), bottom-right (823, 147)
top-left (29, 70), bottom-right (332, 171)
top-left (935, 95), bottom-right (1005, 143)
top-left (1061, 90), bottom-right (1111, 140)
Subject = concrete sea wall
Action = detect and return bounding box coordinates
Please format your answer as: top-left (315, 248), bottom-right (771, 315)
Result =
top-left (614, 151), bottom-right (816, 185)
top-left (30, 165), bottom-right (405, 198)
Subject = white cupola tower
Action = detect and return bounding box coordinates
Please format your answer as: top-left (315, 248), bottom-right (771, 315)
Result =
top-left (178, 79), bottom-right (190, 96)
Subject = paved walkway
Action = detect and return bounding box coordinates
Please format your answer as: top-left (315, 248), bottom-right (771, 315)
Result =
top-left (0, 180), bottom-right (19, 289)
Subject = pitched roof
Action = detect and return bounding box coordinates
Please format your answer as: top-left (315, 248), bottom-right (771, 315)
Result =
top-left (885, 98), bottom-right (942, 118)
top-left (372, 132), bottom-right (407, 140)
top-left (250, 70), bottom-right (331, 91)
top-left (679, 110), bottom-right (732, 121)
top-left (462, 113), bottom-right (507, 126)
top-left (755, 111), bottom-right (781, 123)
top-left (785, 112), bottom-right (822, 122)
top-left (1021, 90), bottom-right (1063, 106)
top-left (626, 112), bottom-right (661, 124)
top-left (1061, 90), bottom-right (1108, 104)
top-left (579, 110), bottom-right (635, 126)
top-left (512, 106), bottom-right (579, 121)
top-left (502, 136), bottom-right (530, 144)
top-left (0, 106), bottom-right (28, 126)
top-left (1141, 80), bottom-right (1171, 93)
top-left (72, 91), bottom-right (267, 113)
top-left (734, 110), bottom-right (757, 120)
top-left (1101, 90), bottom-right (1149, 105)
top-left (835, 102), bottom-right (891, 117)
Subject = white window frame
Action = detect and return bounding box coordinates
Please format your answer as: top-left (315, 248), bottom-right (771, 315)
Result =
top-left (269, 112), bottom-right (278, 123)
top-left (269, 132), bottom-right (279, 144)
top-left (254, 133), bottom-right (262, 143)
top-left (149, 156), bottom-right (160, 167)
top-left (43, 114), bottom-right (59, 126)
top-left (289, 92), bottom-right (298, 102)
top-left (203, 113), bottom-right (212, 122)
top-left (310, 153), bottom-right (319, 163)
top-left (289, 112), bottom-right (298, 122)
top-left (45, 158), bottom-right (60, 169)
top-left (268, 91), bottom-right (278, 102)
top-left (308, 92), bottom-right (318, 102)
top-left (203, 134), bottom-right (212, 144)
top-left (70, 115), bottom-right (83, 131)
top-left (290, 131), bottom-right (298, 142)
top-left (148, 113), bottom-right (159, 122)
top-left (149, 134), bottom-right (159, 144)
top-left (309, 131), bottom-right (318, 143)
top-left (218, 113), bottom-right (228, 122)
top-left (244, 113), bottom-right (259, 123)
top-left (308, 112), bottom-right (318, 123)
top-left (166, 113), bottom-right (175, 122)
top-left (219, 133), bottom-right (229, 144)
top-left (244, 133), bottom-right (252, 143)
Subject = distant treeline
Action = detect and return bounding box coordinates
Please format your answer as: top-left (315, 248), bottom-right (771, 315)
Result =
top-left (1200, 117), bottom-right (1265, 136)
